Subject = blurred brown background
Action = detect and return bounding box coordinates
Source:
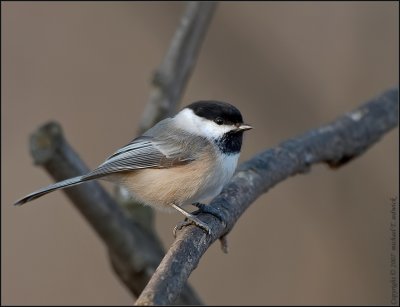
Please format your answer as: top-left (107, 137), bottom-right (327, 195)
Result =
top-left (2, 1), bottom-right (398, 305)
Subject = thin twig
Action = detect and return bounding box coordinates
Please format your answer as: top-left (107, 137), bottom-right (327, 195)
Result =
top-left (134, 88), bottom-right (399, 305)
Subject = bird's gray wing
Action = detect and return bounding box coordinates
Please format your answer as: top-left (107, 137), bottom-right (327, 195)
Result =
top-left (82, 135), bottom-right (194, 180)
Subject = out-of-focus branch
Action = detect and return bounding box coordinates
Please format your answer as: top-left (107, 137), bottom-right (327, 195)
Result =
top-left (114, 1), bottom-right (218, 303)
top-left (26, 2), bottom-right (218, 304)
top-left (28, 122), bottom-right (201, 304)
top-left (134, 88), bottom-right (399, 305)
top-left (139, 1), bottom-right (218, 133)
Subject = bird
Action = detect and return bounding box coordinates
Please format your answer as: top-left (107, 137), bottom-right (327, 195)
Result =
top-left (14, 101), bottom-right (252, 234)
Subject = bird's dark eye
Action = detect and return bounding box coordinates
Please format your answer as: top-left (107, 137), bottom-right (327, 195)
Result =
top-left (214, 117), bottom-right (224, 125)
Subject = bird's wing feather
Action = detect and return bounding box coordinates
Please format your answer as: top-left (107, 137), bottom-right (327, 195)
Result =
top-left (82, 135), bottom-right (193, 180)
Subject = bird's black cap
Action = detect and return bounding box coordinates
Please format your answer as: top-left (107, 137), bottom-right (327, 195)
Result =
top-left (185, 100), bottom-right (243, 126)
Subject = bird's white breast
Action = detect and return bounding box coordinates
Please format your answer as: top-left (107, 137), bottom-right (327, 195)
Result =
top-left (192, 152), bottom-right (239, 203)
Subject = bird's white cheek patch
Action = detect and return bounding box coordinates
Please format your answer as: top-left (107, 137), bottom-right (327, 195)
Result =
top-left (174, 108), bottom-right (234, 139)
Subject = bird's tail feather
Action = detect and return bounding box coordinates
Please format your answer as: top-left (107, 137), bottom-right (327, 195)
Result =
top-left (14, 176), bottom-right (85, 206)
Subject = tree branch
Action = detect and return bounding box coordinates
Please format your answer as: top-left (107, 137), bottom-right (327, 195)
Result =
top-left (113, 1), bottom-right (217, 303)
top-left (25, 2), bottom-right (218, 304)
top-left (134, 88), bottom-right (399, 305)
top-left (28, 122), bottom-right (201, 304)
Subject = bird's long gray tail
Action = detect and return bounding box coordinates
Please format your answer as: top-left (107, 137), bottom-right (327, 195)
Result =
top-left (14, 176), bottom-right (86, 206)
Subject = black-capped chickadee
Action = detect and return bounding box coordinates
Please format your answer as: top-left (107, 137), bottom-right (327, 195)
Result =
top-left (14, 101), bottom-right (252, 234)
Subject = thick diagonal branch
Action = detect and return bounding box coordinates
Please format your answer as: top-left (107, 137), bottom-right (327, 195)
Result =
top-left (134, 88), bottom-right (399, 305)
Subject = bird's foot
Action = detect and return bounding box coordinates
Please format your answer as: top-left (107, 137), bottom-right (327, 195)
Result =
top-left (173, 215), bottom-right (211, 237)
top-left (191, 202), bottom-right (230, 254)
top-left (172, 203), bottom-right (230, 253)
top-left (172, 204), bottom-right (212, 237)
top-left (191, 202), bottom-right (227, 227)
